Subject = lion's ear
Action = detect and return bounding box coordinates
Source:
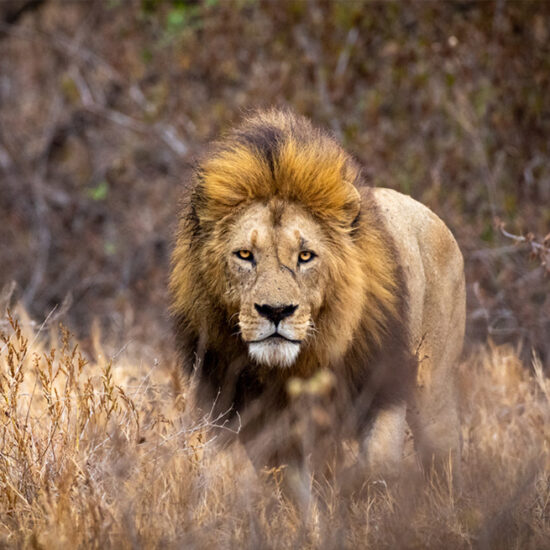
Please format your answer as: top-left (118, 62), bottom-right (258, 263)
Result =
top-left (344, 184), bottom-right (361, 228)
top-left (342, 159), bottom-right (362, 227)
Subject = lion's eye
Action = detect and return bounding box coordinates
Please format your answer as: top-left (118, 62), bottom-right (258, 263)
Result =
top-left (298, 251), bottom-right (315, 263)
top-left (235, 250), bottom-right (254, 261)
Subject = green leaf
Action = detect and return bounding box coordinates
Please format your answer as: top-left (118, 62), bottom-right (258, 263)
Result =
top-left (104, 242), bottom-right (117, 256)
top-left (167, 8), bottom-right (186, 29)
top-left (88, 181), bottom-right (109, 201)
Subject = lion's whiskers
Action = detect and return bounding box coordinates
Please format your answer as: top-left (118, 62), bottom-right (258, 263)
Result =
top-left (228, 311), bottom-right (240, 325)
top-left (306, 320), bottom-right (319, 339)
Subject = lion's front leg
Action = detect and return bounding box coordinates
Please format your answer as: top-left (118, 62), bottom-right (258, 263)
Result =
top-left (361, 400), bottom-right (407, 479)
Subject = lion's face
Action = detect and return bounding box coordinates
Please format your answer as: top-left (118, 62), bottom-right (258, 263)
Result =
top-left (224, 200), bottom-right (327, 368)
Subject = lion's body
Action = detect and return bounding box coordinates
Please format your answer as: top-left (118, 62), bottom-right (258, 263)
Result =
top-left (371, 188), bottom-right (465, 471)
top-left (170, 109), bottom-right (465, 482)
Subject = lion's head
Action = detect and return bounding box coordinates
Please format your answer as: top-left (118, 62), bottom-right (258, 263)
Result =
top-left (223, 199), bottom-right (331, 367)
top-left (170, 109), bottom-right (399, 372)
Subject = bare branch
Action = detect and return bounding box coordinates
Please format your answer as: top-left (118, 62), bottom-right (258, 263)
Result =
top-left (495, 217), bottom-right (550, 274)
top-left (334, 27), bottom-right (359, 81)
top-left (0, 22), bottom-right (189, 159)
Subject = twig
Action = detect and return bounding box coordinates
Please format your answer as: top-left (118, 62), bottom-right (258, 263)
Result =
top-left (0, 281), bottom-right (17, 316)
top-left (495, 218), bottom-right (550, 274)
top-left (334, 27), bottom-right (359, 81)
top-left (22, 94), bottom-right (63, 306)
top-left (468, 244), bottom-right (529, 260)
top-left (0, 143), bottom-right (13, 171)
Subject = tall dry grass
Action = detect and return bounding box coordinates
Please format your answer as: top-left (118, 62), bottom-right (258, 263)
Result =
top-left (1, 306), bottom-right (549, 549)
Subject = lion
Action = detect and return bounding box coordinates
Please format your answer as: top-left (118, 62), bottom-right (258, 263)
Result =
top-left (169, 109), bottom-right (466, 490)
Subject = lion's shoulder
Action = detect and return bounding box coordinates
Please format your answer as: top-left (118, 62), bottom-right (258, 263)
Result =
top-left (372, 187), bottom-right (463, 278)
top-left (373, 188), bottom-right (460, 253)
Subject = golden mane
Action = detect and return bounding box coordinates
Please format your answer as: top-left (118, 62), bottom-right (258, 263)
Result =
top-left (192, 109), bottom-right (362, 231)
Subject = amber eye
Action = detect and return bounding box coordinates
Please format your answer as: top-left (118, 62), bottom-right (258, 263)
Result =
top-left (298, 251), bottom-right (315, 263)
top-left (235, 250), bottom-right (253, 261)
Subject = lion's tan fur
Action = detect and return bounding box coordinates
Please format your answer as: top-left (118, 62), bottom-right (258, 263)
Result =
top-left (169, 109), bottom-right (465, 479)
top-left (373, 188), bottom-right (466, 470)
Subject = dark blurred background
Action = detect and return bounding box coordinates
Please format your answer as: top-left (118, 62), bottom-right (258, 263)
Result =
top-left (1, 0), bottom-right (549, 364)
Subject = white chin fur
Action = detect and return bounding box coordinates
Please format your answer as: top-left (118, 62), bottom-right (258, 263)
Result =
top-left (248, 340), bottom-right (300, 368)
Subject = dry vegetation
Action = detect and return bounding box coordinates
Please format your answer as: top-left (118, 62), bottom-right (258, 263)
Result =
top-left (0, 306), bottom-right (549, 548)
top-left (1, 1), bottom-right (550, 548)
top-left (1, 0), bottom-right (549, 360)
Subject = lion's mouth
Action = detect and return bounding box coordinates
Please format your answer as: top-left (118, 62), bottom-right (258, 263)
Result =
top-left (246, 333), bottom-right (302, 345)
top-left (246, 333), bottom-right (302, 367)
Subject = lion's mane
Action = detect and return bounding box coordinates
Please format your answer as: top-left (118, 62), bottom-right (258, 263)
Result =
top-left (169, 109), bottom-right (413, 432)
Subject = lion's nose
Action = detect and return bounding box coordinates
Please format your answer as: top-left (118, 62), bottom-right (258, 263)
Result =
top-left (254, 303), bottom-right (298, 326)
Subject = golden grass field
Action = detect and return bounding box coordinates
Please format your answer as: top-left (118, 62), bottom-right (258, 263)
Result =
top-left (1, 305), bottom-right (549, 549)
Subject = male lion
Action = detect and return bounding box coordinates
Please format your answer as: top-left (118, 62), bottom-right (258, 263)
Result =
top-left (170, 109), bottom-right (465, 487)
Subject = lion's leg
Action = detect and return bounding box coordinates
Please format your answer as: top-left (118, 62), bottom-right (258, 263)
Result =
top-left (410, 295), bottom-right (464, 482)
top-left (361, 400), bottom-right (407, 479)
top-left (240, 421), bottom-right (316, 511)
top-left (407, 370), bottom-right (461, 481)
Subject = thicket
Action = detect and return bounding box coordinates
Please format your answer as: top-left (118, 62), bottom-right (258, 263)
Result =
top-left (1, 0), bottom-right (548, 362)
